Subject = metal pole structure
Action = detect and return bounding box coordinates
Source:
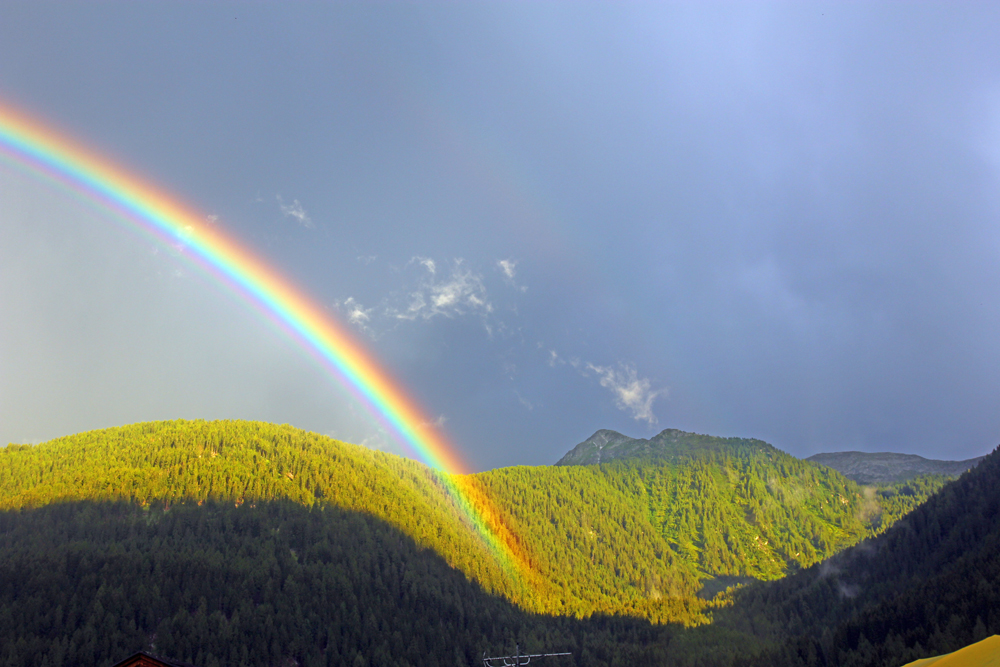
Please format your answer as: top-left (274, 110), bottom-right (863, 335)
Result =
top-left (483, 643), bottom-right (572, 667)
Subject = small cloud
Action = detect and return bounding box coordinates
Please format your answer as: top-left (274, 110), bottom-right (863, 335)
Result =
top-left (398, 291), bottom-right (428, 321)
top-left (585, 362), bottom-right (665, 425)
top-left (277, 195), bottom-right (313, 228)
top-left (420, 414), bottom-right (448, 429)
top-left (498, 259), bottom-right (516, 279)
top-left (547, 350), bottom-right (565, 367)
top-left (410, 256), bottom-right (437, 275)
top-left (497, 258), bottom-right (527, 292)
top-left (514, 390), bottom-right (534, 411)
top-left (393, 260), bottom-right (492, 322)
top-left (335, 297), bottom-right (373, 333)
top-left (430, 269), bottom-right (485, 310)
top-left (206, 214), bottom-right (219, 224)
top-left (336, 256), bottom-right (516, 339)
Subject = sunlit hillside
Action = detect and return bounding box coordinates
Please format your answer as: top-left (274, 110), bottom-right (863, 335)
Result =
top-left (0, 420), bottom-right (943, 625)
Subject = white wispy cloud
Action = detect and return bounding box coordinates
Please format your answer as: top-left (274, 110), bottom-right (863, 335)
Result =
top-left (497, 258), bottom-right (527, 292)
top-left (411, 256), bottom-right (437, 275)
top-left (334, 256), bottom-right (521, 339)
top-left (584, 362), bottom-right (665, 424)
top-left (394, 259), bottom-right (492, 321)
top-left (277, 195), bottom-right (313, 228)
top-left (334, 297), bottom-right (374, 333)
top-left (498, 259), bottom-right (516, 279)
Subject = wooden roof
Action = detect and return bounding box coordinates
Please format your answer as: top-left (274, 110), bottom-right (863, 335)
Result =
top-left (110, 652), bottom-right (199, 667)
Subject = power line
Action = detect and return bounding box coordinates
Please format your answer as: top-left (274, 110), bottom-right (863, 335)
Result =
top-left (483, 643), bottom-right (571, 667)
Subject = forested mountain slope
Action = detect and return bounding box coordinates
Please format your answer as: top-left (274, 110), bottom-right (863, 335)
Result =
top-left (0, 420), bottom-right (955, 666)
top-left (551, 429), bottom-right (946, 579)
top-left (689, 443), bottom-right (1000, 667)
top-left (0, 421), bottom-right (943, 622)
top-left (0, 420), bottom-right (699, 624)
top-left (0, 499), bottom-right (676, 667)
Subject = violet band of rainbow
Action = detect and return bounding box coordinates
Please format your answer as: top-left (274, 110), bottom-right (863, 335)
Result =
top-left (0, 101), bottom-right (536, 589)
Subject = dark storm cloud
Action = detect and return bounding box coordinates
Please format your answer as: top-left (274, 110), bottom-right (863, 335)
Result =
top-left (2, 3), bottom-right (1000, 467)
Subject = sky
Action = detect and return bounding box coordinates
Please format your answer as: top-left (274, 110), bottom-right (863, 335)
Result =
top-left (2, 2), bottom-right (1000, 470)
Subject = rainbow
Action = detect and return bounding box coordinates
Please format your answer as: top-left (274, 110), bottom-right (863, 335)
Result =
top-left (0, 101), bottom-right (537, 592)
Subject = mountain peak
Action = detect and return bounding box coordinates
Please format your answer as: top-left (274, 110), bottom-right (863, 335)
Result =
top-left (555, 429), bottom-right (638, 465)
top-left (556, 428), bottom-right (778, 465)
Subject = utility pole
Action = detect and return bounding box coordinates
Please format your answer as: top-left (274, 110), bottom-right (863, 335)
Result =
top-left (482, 643), bottom-right (571, 667)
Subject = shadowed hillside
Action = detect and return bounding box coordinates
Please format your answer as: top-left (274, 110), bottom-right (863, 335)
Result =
top-left (0, 420), bottom-right (960, 667)
top-left (0, 421), bottom-right (945, 627)
top-left (665, 443), bottom-right (1000, 667)
top-left (0, 499), bottom-right (674, 667)
top-left (0, 420), bottom-right (705, 623)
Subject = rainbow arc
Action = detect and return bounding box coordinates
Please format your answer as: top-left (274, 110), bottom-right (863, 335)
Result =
top-left (0, 101), bottom-right (537, 592)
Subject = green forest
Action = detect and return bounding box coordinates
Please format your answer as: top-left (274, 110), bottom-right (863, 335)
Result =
top-left (0, 420), bottom-right (985, 667)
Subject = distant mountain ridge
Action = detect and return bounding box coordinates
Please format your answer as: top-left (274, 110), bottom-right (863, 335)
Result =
top-left (558, 429), bottom-right (983, 487)
top-left (806, 451), bottom-right (984, 485)
top-left (556, 428), bottom-right (780, 466)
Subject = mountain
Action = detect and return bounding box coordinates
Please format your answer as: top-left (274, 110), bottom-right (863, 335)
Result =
top-left (554, 428), bottom-right (950, 578)
top-left (805, 451), bottom-right (984, 485)
top-left (0, 421), bottom-right (944, 604)
top-left (0, 420), bottom-right (958, 666)
top-left (556, 428), bottom-right (783, 466)
top-left (0, 421), bottom-right (678, 667)
top-left (0, 420), bottom-right (704, 625)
